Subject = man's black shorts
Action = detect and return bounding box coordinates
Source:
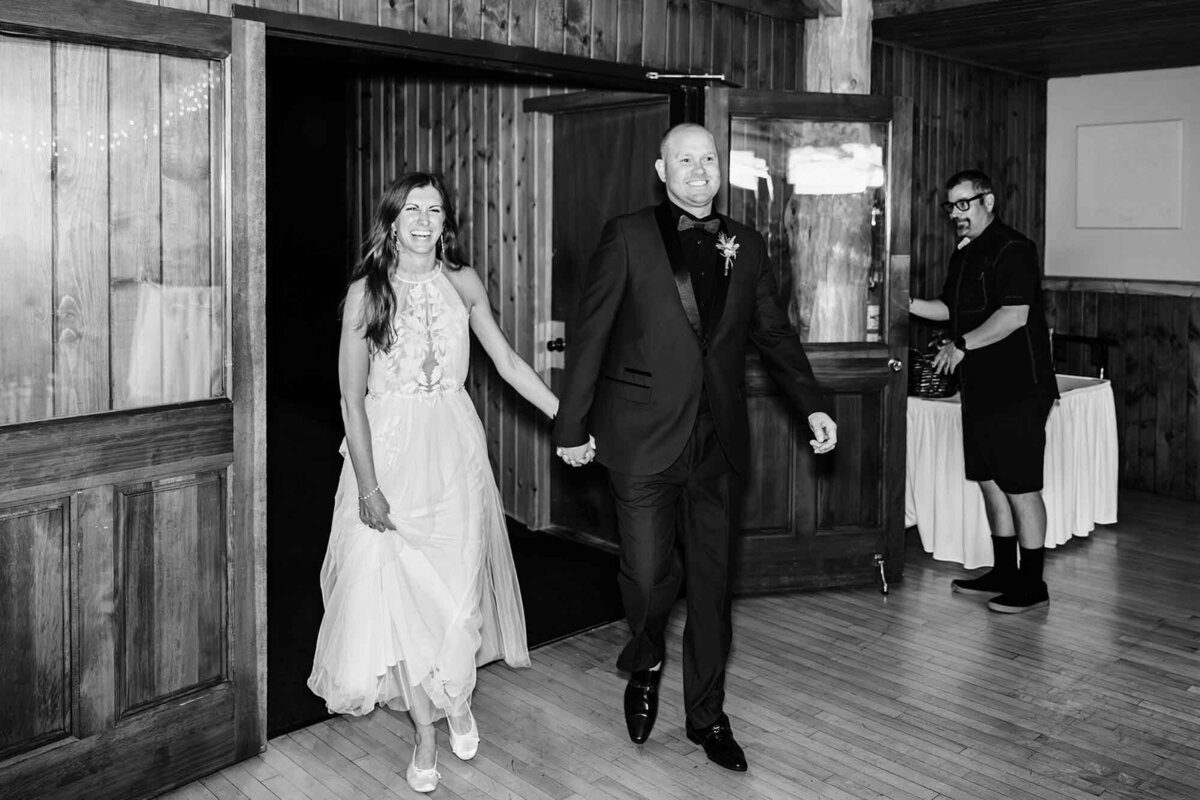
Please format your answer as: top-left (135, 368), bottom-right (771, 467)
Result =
top-left (962, 395), bottom-right (1055, 494)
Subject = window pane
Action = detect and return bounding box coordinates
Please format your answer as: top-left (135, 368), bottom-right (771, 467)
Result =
top-left (0, 35), bottom-right (224, 424)
top-left (729, 116), bottom-right (890, 343)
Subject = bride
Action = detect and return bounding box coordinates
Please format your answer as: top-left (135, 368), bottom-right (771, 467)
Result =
top-left (307, 172), bottom-right (559, 793)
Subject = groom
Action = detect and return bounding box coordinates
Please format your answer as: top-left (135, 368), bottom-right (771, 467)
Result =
top-left (553, 123), bottom-right (837, 771)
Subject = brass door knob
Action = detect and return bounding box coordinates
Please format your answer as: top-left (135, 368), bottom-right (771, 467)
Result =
top-left (888, 358), bottom-right (903, 372)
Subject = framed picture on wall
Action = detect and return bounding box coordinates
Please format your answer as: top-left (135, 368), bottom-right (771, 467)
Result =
top-left (1076, 119), bottom-right (1183, 229)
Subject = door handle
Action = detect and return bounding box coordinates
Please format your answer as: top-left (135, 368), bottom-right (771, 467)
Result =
top-left (547, 338), bottom-right (566, 352)
top-left (888, 358), bottom-right (903, 372)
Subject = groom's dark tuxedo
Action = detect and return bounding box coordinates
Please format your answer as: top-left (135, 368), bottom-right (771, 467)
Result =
top-left (552, 200), bottom-right (829, 732)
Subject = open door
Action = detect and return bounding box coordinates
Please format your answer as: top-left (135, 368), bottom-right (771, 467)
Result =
top-left (524, 90), bottom-right (673, 548)
top-left (707, 87), bottom-right (912, 593)
top-left (0, 2), bottom-right (266, 798)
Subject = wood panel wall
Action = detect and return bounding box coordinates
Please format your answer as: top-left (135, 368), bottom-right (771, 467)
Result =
top-left (871, 41), bottom-right (1046, 313)
top-left (142, 0), bottom-right (805, 81)
top-left (352, 75), bottom-right (562, 525)
top-left (1045, 282), bottom-right (1200, 502)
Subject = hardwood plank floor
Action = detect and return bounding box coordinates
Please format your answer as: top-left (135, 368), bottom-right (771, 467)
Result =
top-left (162, 490), bottom-right (1200, 799)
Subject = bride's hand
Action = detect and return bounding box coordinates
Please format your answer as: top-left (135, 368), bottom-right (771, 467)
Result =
top-left (359, 492), bottom-right (397, 532)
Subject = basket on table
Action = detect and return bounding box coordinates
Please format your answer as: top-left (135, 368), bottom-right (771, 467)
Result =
top-left (908, 346), bottom-right (958, 398)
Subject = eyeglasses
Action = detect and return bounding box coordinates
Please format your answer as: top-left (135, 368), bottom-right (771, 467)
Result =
top-left (940, 192), bottom-right (990, 214)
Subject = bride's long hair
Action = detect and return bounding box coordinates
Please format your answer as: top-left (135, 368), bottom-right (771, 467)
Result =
top-left (347, 172), bottom-right (467, 353)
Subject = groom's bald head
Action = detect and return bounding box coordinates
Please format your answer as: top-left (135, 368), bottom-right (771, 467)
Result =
top-left (659, 123), bottom-right (714, 160)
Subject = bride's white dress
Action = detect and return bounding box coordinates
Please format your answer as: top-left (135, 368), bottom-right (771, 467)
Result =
top-left (307, 264), bottom-right (529, 723)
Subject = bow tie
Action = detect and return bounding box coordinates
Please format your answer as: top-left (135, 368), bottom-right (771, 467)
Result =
top-left (677, 215), bottom-right (720, 234)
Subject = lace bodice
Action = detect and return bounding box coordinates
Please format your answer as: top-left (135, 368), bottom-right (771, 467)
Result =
top-left (368, 265), bottom-right (469, 403)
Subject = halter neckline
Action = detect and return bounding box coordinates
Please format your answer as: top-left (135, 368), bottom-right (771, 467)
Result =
top-left (392, 262), bottom-right (443, 284)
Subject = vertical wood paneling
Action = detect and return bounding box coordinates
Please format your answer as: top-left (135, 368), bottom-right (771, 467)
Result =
top-left (1047, 284), bottom-right (1200, 501)
top-left (416, 0), bottom-right (450, 35)
top-left (380, 0), bottom-right (415, 29)
top-left (616, 0), bottom-right (641, 64)
top-left (667, 0), bottom-right (689, 71)
top-left (690, 0), bottom-right (711, 74)
top-left (298, 0), bottom-right (339, 18)
top-left (641, 0), bottom-right (667, 69)
top-left (340, 0), bottom-right (378, 24)
top-left (510, 0), bottom-right (537, 46)
top-left (0, 501), bottom-right (69, 758)
top-left (743, 11), bottom-right (760, 89)
top-left (591, 0), bottom-right (617, 61)
top-left (484, 83), bottom-right (503, 472)
top-left (710, 2), bottom-right (732, 81)
top-left (0, 36), bottom-right (54, 425)
top-left (562, 0), bottom-right (590, 57)
top-left (452, 0), bottom-right (482, 39)
top-left (54, 44), bottom-right (111, 417)
top-left (1189, 297), bottom-right (1200, 499)
top-left (480, 0), bottom-right (507, 42)
top-left (872, 41), bottom-right (1046, 328)
top-left (533, 0), bottom-right (563, 53)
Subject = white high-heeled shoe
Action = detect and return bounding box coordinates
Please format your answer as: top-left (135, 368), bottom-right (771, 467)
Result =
top-left (448, 708), bottom-right (479, 761)
top-left (406, 748), bottom-right (440, 793)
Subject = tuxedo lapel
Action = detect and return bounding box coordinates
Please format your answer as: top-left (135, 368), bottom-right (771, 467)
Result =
top-left (653, 203), bottom-right (704, 340)
top-left (704, 216), bottom-right (734, 335)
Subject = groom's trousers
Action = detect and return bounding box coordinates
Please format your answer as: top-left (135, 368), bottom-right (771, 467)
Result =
top-left (606, 408), bottom-right (737, 730)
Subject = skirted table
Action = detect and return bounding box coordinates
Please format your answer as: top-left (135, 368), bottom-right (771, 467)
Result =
top-left (905, 375), bottom-right (1119, 568)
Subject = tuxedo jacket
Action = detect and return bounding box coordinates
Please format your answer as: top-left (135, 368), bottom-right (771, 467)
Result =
top-left (552, 202), bottom-right (830, 476)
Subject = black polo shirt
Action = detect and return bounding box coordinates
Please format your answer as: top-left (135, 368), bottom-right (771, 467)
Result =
top-left (939, 219), bottom-right (1058, 414)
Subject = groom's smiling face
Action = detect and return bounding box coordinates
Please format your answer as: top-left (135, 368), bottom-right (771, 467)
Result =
top-left (656, 125), bottom-right (721, 216)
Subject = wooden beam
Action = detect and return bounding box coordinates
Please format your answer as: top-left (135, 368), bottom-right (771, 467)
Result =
top-left (873, 0), bottom-right (1005, 19)
top-left (713, 0), bottom-right (838, 24)
top-left (0, 0), bottom-right (231, 57)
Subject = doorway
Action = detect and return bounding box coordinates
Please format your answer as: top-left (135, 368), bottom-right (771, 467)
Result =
top-left (263, 41), bottom-right (634, 737)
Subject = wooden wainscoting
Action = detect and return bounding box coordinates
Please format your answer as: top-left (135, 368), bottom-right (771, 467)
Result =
top-left (1045, 279), bottom-right (1200, 502)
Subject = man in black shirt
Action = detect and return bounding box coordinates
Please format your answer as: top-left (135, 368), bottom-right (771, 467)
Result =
top-left (910, 170), bottom-right (1058, 613)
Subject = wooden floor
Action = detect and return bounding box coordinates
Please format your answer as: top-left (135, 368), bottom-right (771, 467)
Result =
top-left (163, 490), bottom-right (1200, 800)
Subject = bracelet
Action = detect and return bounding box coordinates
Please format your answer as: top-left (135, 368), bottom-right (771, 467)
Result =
top-left (358, 484), bottom-right (381, 501)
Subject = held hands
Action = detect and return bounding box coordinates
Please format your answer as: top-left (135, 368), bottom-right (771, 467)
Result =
top-left (359, 490), bottom-right (397, 532)
top-left (808, 412), bottom-right (837, 454)
top-left (556, 435), bottom-right (597, 468)
top-left (932, 341), bottom-right (965, 375)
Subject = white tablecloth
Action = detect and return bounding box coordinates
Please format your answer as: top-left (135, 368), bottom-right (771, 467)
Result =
top-left (905, 375), bottom-right (1119, 568)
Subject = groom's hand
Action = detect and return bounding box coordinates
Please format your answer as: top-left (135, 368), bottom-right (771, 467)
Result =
top-left (556, 435), bottom-right (596, 467)
top-left (807, 412), bottom-right (837, 454)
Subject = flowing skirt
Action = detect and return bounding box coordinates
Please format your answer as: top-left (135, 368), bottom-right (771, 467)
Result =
top-left (307, 388), bottom-right (529, 723)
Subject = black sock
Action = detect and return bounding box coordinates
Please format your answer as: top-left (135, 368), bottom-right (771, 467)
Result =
top-left (992, 535), bottom-right (1018, 576)
top-left (1018, 546), bottom-right (1045, 587)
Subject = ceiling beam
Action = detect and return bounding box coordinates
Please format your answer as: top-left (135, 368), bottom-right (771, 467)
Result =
top-left (874, 0), bottom-right (1004, 18)
top-left (716, 0), bottom-right (841, 23)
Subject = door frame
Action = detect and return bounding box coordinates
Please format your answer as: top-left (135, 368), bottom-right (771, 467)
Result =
top-left (0, 0), bottom-right (268, 765)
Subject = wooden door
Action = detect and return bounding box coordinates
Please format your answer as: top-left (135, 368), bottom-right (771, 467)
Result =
top-left (524, 91), bottom-right (671, 548)
top-left (0, 3), bottom-right (266, 799)
top-left (706, 87), bottom-right (912, 593)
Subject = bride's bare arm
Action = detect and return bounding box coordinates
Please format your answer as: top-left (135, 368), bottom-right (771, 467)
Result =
top-left (447, 267), bottom-right (559, 419)
top-left (339, 279), bottom-right (395, 531)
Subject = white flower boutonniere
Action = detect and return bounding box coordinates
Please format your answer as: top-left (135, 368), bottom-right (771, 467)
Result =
top-left (716, 232), bottom-right (739, 276)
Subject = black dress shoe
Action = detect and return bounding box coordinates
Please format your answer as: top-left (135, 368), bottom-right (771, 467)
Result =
top-left (685, 719), bottom-right (748, 772)
top-left (623, 669), bottom-right (661, 744)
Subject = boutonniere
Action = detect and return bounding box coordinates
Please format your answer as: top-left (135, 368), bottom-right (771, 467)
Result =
top-left (716, 232), bottom-right (739, 276)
